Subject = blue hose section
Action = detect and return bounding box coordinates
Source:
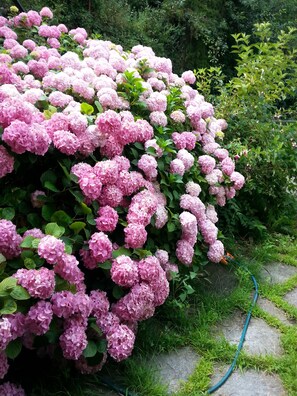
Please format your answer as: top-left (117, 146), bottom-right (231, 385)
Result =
top-left (99, 257), bottom-right (259, 396)
top-left (207, 258), bottom-right (259, 394)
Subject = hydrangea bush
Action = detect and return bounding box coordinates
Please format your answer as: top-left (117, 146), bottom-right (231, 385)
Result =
top-left (0, 7), bottom-right (244, 393)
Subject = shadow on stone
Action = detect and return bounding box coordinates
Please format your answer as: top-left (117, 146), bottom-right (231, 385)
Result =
top-left (149, 347), bottom-right (200, 394)
top-left (203, 263), bottom-right (238, 297)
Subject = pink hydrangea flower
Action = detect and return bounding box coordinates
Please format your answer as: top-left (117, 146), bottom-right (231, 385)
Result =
top-left (170, 110), bottom-right (186, 123)
top-left (0, 219), bottom-right (22, 259)
top-left (90, 290), bottom-right (110, 319)
top-left (0, 352), bottom-right (9, 379)
top-left (40, 7), bottom-right (54, 19)
top-left (170, 158), bottom-right (185, 176)
top-left (0, 382), bottom-right (25, 396)
top-left (51, 291), bottom-right (75, 318)
top-left (176, 240), bottom-right (194, 266)
top-left (25, 301), bottom-right (53, 335)
top-left (38, 235), bottom-right (65, 264)
top-left (200, 220), bottom-right (218, 245)
top-left (60, 324), bottom-right (87, 360)
top-left (185, 181), bottom-right (201, 197)
top-left (89, 232), bottom-right (113, 263)
top-left (230, 171), bottom-right (245, 190)
top-left (4, 313), bottom-right (25, 340)
top-left (14, 268), bottom-right (55, 299)
top-left (177, 149), bottom-right (195, 171)
top-left (96, 206), bottom-right (119, 232)
top-left (207, 240), bottom-right (224, 263)
top-left (53, 130), bottom-right (80, 155)
top-left (106, 324), bottom-right (135, 362)
top-left (182, 70), bottom-right (196, 84)
top-left (0, 317), bottom-right (12, 350)
top-left (124, 224), bottom-right (147, 249)
top-left (0, 145), bottom-right (14, 178)
top-left (112, 283), bottom-right (155, 321)
top-left (198, 155), bottom-right (216, 174)
top-left (31, 190), bottom-right (46, 208)
top-left (111, 255), bottom-right (139, 287)
top-left (138, 154), bottom-right (158, 180)
top-left (221, 157), bottom-right (235, 176)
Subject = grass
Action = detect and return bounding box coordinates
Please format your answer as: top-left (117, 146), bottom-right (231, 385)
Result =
top-left (19, 234), bottom-right (297, 395)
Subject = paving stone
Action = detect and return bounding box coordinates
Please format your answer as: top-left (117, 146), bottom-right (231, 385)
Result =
top-left (260, 262), bottom-right (297, 284)
top-left (150, 347), bottom-right (200, 393)
top-left (257, 297), bottom-right (295, 325)
top-left (211, 365), bottom-right (287, 396)
top-left (284, 287), bottom-right (297, 308)
top-left (214, 310), bottom-right (283, 356)
top-left (204, 262), bottom-right (238, 296)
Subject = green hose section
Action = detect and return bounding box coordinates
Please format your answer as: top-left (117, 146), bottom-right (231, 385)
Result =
top-left (207, 257), bottom-right (259, 393)
top-left (100, 256), bottom-right (259, 395)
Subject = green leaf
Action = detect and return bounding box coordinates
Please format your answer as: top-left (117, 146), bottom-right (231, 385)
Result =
top-left (20, 235), bottom-right (35, 248)
top-left (99, 260), bottom-right (112, 269)
top-left (112, 285), bottom-right (124, 300)
top-left (24, 258), bottom-right (36, 269)
top-left (167, 222), bottom-right (176, 232)
top-left (0, 277), bottom-right (17, 297)
top-left (97, 339), bottom-right (107, 353)
top-left (10, 285), bottom-right (31, 300)
top-left (32, 239), bottom-right (40, 249)
top-left (134, 142), bottom-right (144, 150)
top-left (44, 181), bottom-right (60, 192)
top-left (1, 207), bottom-right (15, 220)
top-left (51, 210), bottom-right (72, 226)
top-left (0, 297), bottom-right (17, 314)
top-left (69, 221), bottom-right (86, 234)
top-left (5, 339), bottom-right (22, 359)
top-left (0, 253), bottom-right (6, 264)
top-left (27, 213), bottom-right (42, 228)
top-left (81, 102), bottom-right (94, 115)
top-left (41, 169), bottom-right (57, 186)
top-left (86, 213), bottom-right (96, 225)
top-left (112, 247), bottom-right (131, 259)
top-left (42, 205), bottom-right (56, 222)
top-left (94, 100), bottom-right (103, 113)
top-left (45, 223), bottom-right (65, 238)
top-left (83, 340), bottom-right (97, 358)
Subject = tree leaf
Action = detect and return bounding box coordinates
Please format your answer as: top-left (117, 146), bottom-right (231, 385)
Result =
top-left (45, 223), bottom-right (65, 238)
top-left (10, 285), bottom-right (31, 300)
top-left (51, 210), bottom-right (72, 226)
top-left (0, 277), bottom-right (17, 297)
top-left (44, 181), bottom-right (60, 192)
top-left (0, 297), bottom-right (17, 314)
top-left (112, 247), bottom-right (131, 259)
top-left (81, 102), bottom-right (94, 115)
top-left (1, 207), bottom-right (15, 220)
top-left (83, 340), bottom-right (97, 358)
top-left (69, 221), bottom-right (86, 234)
top-left (20, 235), bottom-right (35, 248)
top-left (5, 339), bottom-right (22, 359)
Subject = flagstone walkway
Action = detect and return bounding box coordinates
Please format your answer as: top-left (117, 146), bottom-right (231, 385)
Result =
top-left (151, 261), bottom-right (297, 395)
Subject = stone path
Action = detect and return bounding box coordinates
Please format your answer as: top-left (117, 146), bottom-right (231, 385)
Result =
top-left (152, 261), bottom-right (297, 395)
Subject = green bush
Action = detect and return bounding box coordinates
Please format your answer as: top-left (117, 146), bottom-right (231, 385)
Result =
top-left (196, 23), bottom-right (297, 237)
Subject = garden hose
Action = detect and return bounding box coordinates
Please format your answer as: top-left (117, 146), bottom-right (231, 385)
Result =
top-left (100, 255), bottom-right (259, 396)
top-left (207, 256), bottom-right (259, 394)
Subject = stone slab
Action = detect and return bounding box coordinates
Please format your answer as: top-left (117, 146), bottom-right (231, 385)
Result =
top-left (150, 347), bottom-right (200, 393)
top-left (204, 263), bottom-right (238, 296)
top-left (214, 310), bottom-right (283, 356)
top-left (211, 365), bottom-right (287, 396)
top-left (260, 262), bottom-right (297, 284)
top-left (257, 297), bottom-right (295, 325)
top-left (284, 287), bottom-right (297, 309)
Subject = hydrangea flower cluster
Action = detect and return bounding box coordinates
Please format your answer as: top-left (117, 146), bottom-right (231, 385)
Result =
top-left (0, 7), bottom-right (245, 389)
